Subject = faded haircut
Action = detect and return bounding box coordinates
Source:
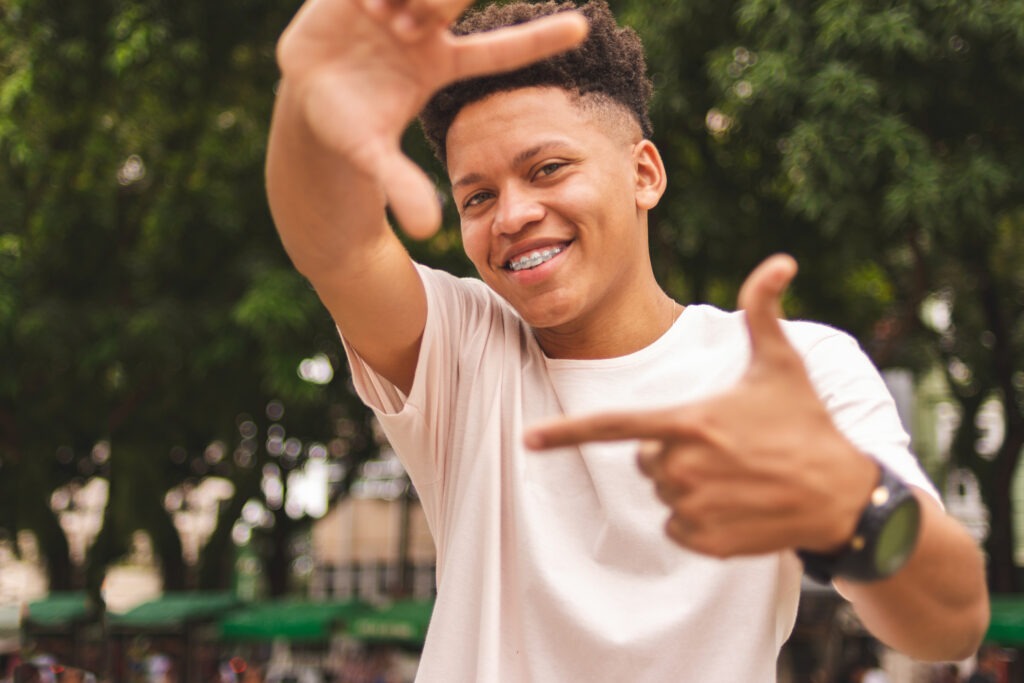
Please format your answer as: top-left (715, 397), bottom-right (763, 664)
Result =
top-left (418, 0), bottom-right (654, 167)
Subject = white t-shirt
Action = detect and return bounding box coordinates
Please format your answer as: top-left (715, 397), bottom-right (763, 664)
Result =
top-left (343, 265), bottom-right (937, 683)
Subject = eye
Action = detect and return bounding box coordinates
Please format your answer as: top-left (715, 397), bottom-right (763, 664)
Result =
top-left (462, 190), bottom-right (494, 209)
top-left (535, 162), bottom-right (564, 178)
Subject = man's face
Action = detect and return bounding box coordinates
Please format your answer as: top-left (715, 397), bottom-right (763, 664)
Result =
top-left (446, 87), bottom-right (659, 350)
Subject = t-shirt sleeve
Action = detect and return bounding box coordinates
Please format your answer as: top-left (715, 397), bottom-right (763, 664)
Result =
top-left (339, 264), bottom-right (487, 489)
top-left (798, 329), bottom-right (940, 502)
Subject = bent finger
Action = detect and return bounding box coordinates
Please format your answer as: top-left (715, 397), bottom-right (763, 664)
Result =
top-left (358, 0), bottom-right (402, 22)
top-left (665, 515), bottom-right (697, 550)
top-left (382, 153), bottom-right (442, 239)
top-left (654, 480), bottom-right (688, 507)
top-left (390, 0), bottom-right (472, 40)
top-left (636, 439), bottom-right (662, 478)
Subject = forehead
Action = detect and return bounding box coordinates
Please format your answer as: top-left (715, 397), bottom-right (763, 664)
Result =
top-left (444, 87), bottom-right (638, 173)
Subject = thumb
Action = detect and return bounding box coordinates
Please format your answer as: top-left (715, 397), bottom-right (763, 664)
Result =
top-left (381, 152), bottom-right (443, 240)
top-left (737, 253), bottom-right (798, 362)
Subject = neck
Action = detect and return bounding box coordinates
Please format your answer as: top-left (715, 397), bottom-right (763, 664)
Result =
top-left (535, 284), bottom-right (683, 360)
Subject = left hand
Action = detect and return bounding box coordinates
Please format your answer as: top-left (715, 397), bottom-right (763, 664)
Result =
top-left (525, 254), bottom-right (879, 558)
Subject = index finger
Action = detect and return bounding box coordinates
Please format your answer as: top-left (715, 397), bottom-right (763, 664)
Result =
top-left (449, 11), bottom-right (589, 82)
top-left (524, 408), bottom-right (687, 450)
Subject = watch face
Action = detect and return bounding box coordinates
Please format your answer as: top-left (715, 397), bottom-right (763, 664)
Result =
top-left (874, 499), bottom-right (922, 577)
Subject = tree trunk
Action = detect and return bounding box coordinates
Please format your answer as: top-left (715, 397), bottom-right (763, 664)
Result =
top-left (266, 512), bottom-right (293, 597)
top-left (37, 510), bottom-right (74, 591)
top-left (152, 510), bottom-right (186, 591)
top-left (197, 464), bottom-right (261, 591)
top-left (986, 430), bottom-right (1024, 593)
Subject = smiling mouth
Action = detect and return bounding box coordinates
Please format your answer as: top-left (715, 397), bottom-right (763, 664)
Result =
top-left (505, 245), bottom-right (567, 272)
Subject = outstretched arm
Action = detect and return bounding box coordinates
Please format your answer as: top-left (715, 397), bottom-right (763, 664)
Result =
top-left (526, 255), bottom-right (988, 661)
top-left (836, 492), bottom-right (987, 660)
top-left (266, 0), bottom-right (588, 391)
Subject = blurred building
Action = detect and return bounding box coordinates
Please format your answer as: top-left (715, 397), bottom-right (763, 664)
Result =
top-left (310, 449), bottom-right (436, 603)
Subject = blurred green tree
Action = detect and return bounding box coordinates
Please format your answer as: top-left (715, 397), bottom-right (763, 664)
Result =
top-left (4, 0), bottom-right (1023, 602)
top-left (0, 0), bottom-right (385, 599)
top-left (616, 0), bottom-right (1024, 591)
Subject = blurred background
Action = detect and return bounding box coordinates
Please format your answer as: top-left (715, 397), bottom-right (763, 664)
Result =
top-left (1, 0), bottom-right (1023, 681)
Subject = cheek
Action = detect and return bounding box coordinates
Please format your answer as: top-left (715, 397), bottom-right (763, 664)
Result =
top-left (460, 222), bottom-right (489, 268)
top-left (563, 172), bottom-right (625, 219)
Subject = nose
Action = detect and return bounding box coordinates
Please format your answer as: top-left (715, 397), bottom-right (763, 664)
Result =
top-left (492, 184), bottom-right (545, 236)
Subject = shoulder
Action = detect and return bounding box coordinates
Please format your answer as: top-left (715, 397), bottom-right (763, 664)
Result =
top-left (416, 264), bottom-right (520, 326)
top-left (681, 304), bottom-right (853, 358)
top-left (415, 263), bottom-right (494, 304)
top-left (415, 264), bottom-right (537, 359)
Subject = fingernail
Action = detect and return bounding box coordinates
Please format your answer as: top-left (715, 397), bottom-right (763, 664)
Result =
top-left (523, 431), bottom-right (544, 450)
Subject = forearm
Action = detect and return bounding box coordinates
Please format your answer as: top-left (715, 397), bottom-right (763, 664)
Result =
top-left (837, 491), bottom-right (989, 661)
top-left (266, 79), bottom-right (392, 280)
top-left (265, 79), bottom-right (426, 392)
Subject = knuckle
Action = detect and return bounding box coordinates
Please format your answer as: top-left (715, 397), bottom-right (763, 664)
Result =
top-left (680, 403), bottom-right (711, 428)
top-left (663, 455), bottom-right (687, 481)
top-left (276, 30), bottom-right (297, 72)
top-left (670, 495), bottom-right (699, 520)
top-left (690, 532), bottom-right (733, 559)
top-left (636, 450), bottom-right (657, 477)
top-left (666, 410), bottom-right (697, 439)
top-left (664, 516), bottom-right (687, 545)
top-left (663, 456), bottom-right (698, 490)
top-left (600, 413), bottom-right (635, 438)
top-left (665, 517), bottom-right (732, 559)
top-left (772, 350), bottom-right (803, 374)
top-left (654, 482), bottom-right (678, 506)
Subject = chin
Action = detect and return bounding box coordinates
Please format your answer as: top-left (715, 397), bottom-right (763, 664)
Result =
top-left (516, 301), bottom-right (577, 331)
top-left (488, 279), bottom-right (581, 329)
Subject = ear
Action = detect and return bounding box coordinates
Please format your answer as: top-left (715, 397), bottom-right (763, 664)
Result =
top-left (633, 139), bottom-right (667, 211)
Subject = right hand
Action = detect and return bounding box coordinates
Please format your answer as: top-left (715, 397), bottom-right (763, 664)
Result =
top-left (525, 255), bottom-right (879, 559)
top-left (275, 0), bottom-right (589, 238)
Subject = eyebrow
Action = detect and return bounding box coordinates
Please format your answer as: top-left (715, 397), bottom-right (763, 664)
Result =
top-left (451, 140), bottom-right (572, 192)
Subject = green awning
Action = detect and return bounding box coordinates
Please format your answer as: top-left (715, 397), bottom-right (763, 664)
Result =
top-left (986, 595), bottom-right (1024, 644)
top-left (25, 592), bottom-right (92, 627)
top-left (221, 599), bottom-right (370, 642)
top-left (108, 592), bottom-right (239, 630)
top-left (348, 599), bottom-right (434, 645)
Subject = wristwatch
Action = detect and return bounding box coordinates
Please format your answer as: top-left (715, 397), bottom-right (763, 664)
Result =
top-left (798, 463), bottom-right (921, 583)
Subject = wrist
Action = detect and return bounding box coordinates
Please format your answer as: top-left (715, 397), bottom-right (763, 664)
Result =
top-left (798, 462), bottom-right (922, 583)
top-left (819, 453), bottom-right (881, 552)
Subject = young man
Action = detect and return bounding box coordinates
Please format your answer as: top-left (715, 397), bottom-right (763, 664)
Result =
top-left (267, 0), bottom-right (989, 679)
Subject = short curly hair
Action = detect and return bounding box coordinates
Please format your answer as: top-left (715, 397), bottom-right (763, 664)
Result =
top-left (419, 0), bottom-right (653, 166)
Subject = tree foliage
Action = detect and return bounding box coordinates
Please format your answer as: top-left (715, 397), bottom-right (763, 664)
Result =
top-left (2, 0), bottom-right (1023, 599)
top-left (615, 0), bottom-right (1024, 590)
top-left (0, 0), bottom-right (381, 599)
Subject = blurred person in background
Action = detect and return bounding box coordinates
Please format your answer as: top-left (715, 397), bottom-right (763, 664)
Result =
top-left (965, 645), bottom-right (1001, 683)
top-left (12, 663), bottom-right (41, 683)
top-left (932, 663), bottom-right (962, 683)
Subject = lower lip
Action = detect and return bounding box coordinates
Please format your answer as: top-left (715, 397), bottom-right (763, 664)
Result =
top-left (506, 245), bottom-right (570, 285)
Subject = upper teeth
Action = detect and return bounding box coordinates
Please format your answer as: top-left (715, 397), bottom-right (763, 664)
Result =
top-left (508, 246), bottom-right (564, 271)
